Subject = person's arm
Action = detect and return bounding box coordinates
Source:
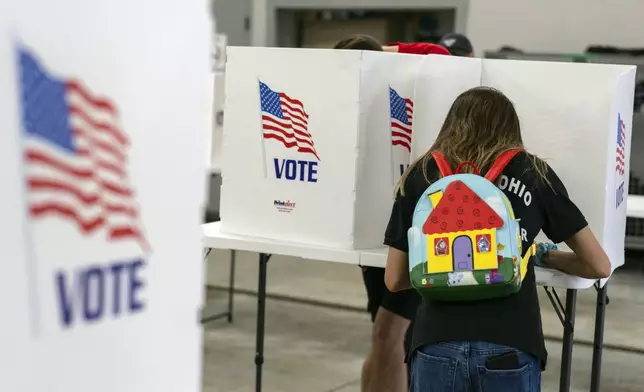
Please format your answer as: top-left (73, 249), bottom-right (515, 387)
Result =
top-left (382, 45), bottom-right (398, 53)
top-left (385, 247), bottom-right (411, 292)
top-left (382, 176), bottom-right (418, 292)
top-left (542, 227), bottom-right (611, 279)
top-left (537, 164), bottom-right (611, 279)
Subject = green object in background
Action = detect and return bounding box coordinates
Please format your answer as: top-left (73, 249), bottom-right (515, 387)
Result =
top-left (568, 54), bottom-right (589, 63)
top-left (563, 54), bottom-right (600, 63)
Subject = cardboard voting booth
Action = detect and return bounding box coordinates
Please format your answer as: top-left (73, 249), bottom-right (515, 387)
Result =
top-left (0, 0), bottom-right (210, 390)
top-left (220, 47), bottom-right (423, 249)
top-left (412, 56), bottom-right (636, 275)
top-left (411, 56), bottom-right (482, 162)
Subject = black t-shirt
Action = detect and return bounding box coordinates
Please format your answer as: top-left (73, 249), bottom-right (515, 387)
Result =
top-left (384, 151), bottom-right (588, 369)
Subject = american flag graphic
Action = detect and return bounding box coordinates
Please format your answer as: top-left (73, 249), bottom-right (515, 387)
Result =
top-left (390, 87), bottom-right (413, 152)
top-left (259, 81), bottom-right (320, 160)
top-left (18, 48), bottom-right (148, 250)
top-left (616, 114), bottom-right (626, 176)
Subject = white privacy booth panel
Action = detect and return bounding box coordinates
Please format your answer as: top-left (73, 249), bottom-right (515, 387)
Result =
top-left (411, 55), bottom-right (482, 160)
top-left (220, 47), bottom-right (359, 249)
top-left (353, 52), bottom-right (425, 248)
top-left (482, 59), bottom-right (636, 271)
top-left (412, 56), bottom-right (635, 284)
top-left (0, 0), bottom-right (210, 390)
top-left (220, 47), bottom-right (425, 250)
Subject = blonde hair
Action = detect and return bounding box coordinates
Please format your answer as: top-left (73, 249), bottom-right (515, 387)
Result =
top-left (397, 87), bottom-right (549, 196)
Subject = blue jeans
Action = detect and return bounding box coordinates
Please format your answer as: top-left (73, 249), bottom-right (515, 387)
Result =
top-left (410, 341), bottom-right (541, 392)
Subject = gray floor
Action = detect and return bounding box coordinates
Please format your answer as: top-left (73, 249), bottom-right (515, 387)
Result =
top-left (202, 250), bottom-right (644, 391)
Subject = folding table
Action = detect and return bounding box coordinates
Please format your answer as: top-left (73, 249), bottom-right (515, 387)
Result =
top-left (203, 204), bottom-right (635, 392)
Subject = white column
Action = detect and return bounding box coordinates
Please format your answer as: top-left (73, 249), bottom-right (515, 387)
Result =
top-left (250, 0), bottom-right (268, 47)
top-left (211, 0), bottom-right (216, 35)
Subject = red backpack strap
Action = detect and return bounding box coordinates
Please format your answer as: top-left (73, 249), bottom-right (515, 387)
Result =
top-left (484, 148), bottom-right (523, 182)
top-left (431, 151), bottom-right (454, 177)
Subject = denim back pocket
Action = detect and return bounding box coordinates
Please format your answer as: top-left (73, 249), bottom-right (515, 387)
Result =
top-left (411, 350), bottom-right (458, 392)
top-left (475, 352), bottom-right (539, 392)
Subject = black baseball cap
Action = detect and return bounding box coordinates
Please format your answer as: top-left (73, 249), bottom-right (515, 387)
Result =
top-left (439, 33), bottom-right (473, 57)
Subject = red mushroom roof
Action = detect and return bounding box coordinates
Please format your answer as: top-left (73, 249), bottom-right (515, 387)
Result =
top-left (422, 180), bottom-right (504, 235)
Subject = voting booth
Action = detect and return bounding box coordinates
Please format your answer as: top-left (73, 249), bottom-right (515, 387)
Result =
top-left (207, 47), bottom-right (636, 392)
top-left (220, 47), bottom-right (424, 249)
top-left (0, 0), bottom-right (210, 390)
top-left (412, 56), bottom-right (636, 287)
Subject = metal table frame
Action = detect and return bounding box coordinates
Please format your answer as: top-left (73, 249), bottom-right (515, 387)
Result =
top-left (204, 249), bottom-right (611, 392)
top-left (200, 249), bottom-right (237, 324)
top-left (543, 283), bottom-right (609, 392)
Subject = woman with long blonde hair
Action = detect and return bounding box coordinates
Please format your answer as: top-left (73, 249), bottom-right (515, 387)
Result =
top-left (383, 87), bottom-right (610, 391)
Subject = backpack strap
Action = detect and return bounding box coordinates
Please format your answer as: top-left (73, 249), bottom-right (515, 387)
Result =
top-left (431, 151), bottom-right (454, 177)
top-left (520, 242), bottom-right (537, 280)
top-left (484, 148), bottom-right (523, 182)
top-left (455, 161), bottom-right (480, 175)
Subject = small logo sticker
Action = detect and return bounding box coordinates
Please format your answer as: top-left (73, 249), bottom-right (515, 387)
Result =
top-left (274, 199), bottom-right (296, 213)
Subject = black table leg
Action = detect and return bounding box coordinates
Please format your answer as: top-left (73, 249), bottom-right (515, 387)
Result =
top-left (559, 289), bottom-right (577, 392)
top-left (200, 248), bottom-right (237, 324)
top-left (543, 286), bottom-right (578, 392)
top-left (227, 250), bottom-right (236, 323)
top-left (255, 253), bottom-right (271, 392)
top-left (590, 283), bottom-right (608, 392)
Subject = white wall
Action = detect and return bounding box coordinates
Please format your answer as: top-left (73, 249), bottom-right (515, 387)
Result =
top-left (467, 0), bottom-right (644, 55)
top-left (214, 0), bottom-right (251, 46)
top-left (300, 19), bottom-right (389, 48)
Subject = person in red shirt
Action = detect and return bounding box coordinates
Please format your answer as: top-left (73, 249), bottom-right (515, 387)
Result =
top-left (384, 41), bottom-right (451, 56)
top-left (333, 34), bottom-right (449, 392)
top-left (334, 34), bottom-right (450, 56)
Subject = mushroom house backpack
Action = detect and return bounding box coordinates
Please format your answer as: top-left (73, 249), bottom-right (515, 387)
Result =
top-left (407, 149), bottom-right (536, 301)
